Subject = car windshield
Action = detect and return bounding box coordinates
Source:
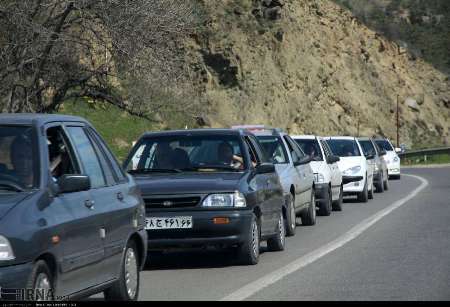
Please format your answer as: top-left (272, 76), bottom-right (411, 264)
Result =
top-left (358, 140), bottom-right (377, 157)
top-left (125, 134), bottom-right (247, 173)
top-left (0, 125), bottom-right (38, 192)
top-left (294, 139), bottom-right (323, 161)
top-left (375, 139), bottom-right (394, 151)
top-left (255, 136), bottom-right (288, 164)
top-left (327, 139), bottom-right (361, 157)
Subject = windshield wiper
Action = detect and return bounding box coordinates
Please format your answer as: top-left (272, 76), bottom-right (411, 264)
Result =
top-left (128, 168), bottom-right (182, 174)
top-left (0, 183), bottom-right (25, 192)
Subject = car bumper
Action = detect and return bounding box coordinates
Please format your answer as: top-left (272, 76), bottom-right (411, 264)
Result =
top-left (343, 178), bottom-right (365, 194)
top-left (145, 210), bottom-right (253, 249)
top-left (0, 262), bottom-right (33, 293)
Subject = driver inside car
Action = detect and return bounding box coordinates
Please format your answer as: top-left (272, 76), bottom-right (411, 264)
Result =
top-left (217, 142), bottom-right (244, 170)
top-left (10, 135), bottom-right (34, 188)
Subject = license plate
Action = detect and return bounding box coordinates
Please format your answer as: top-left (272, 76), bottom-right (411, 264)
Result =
top-left (145, 216), bottom-right (193, 230)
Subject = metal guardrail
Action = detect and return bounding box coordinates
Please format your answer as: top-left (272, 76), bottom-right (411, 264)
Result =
top-left (398, 147), bottom-right (450, 159)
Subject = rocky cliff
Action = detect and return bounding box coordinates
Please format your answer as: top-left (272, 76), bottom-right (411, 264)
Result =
top-left (184, 0), bottom-right (450, 148)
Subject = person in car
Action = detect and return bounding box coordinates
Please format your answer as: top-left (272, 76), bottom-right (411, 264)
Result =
top-left (217, 142), bottom-right (245, 169)
top-left (305, 143), bottom-right (317, 159)
top-left (10, 135), bottom-right (34, 187)
top-left (154, 142), bottom-right (174, 169)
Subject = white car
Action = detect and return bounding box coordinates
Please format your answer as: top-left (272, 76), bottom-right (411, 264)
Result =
top-left (325, 136), bottom-right (374, 202)
top-left (374, 138), bottom-right (401, 179)
top-left (292, 135), bottom-right (344, 214)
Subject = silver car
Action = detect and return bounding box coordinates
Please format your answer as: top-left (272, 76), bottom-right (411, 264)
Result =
top-left (357, 137), bottom-right (389, 192)
top-left (232, 126), bottom-right (316, 236)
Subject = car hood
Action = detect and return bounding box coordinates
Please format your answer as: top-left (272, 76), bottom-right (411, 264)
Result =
top-left (133, 172), bottom-right (246, 195)
top-left (384, 151), bottom-right (399, 163)
top-left (336, 156), bottom-right (365, 173)
top-left (0, 193), bottom-right (30, 221)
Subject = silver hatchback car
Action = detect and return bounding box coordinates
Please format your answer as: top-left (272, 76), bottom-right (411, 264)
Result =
top-left (232, 125), bottom-right (316, 236)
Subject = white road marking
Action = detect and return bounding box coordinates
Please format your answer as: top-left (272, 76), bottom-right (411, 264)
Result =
top-left (220, 174), bottom-right (428, 301)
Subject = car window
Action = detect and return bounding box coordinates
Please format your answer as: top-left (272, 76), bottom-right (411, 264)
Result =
top-left (245, 136), bottom-right (261, 166)
top-left (125, 134), bottom-right (247, 172)
top-left (46, 126), bottom-right (79, 183)
top-left (359, 140), bottom-right (377, 157)
top-left (374, 139), bottom-right (394, 151)
top-left (294, 138), bottom-right (323, 161)
top-left (87, 127), bottom-right (127, 184)
top-left (283, 135), bottom-right (303, 163)
top-left (327, 139), bottom-right (361, 157)
top-left (66, 126), bottom-right (106, 188)
top-left (255, 136), bottom-right (288, 164)
top-left (0, 125), bottom-right (38, 190)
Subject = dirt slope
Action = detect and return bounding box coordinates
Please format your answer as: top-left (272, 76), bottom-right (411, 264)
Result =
top-left (184, 0), bottom-right (450, 148)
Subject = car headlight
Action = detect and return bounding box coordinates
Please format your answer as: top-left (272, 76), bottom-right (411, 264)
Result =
top-left (343, 166), bottom-right (361, 176)
top-left (314, 173), bottom-right (325, 183)
top-left (393, 157), bottom-right (399, 162)
top-left (0, 235), bottom-right (15, 261)
top-left (202, 191), bottom-right (247, 208)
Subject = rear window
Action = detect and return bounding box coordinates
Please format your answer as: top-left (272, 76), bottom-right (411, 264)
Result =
top-left (327, 139), bottom-right (361, 157)
top-left (294, 139), bottom-right (323, 161)
top-left (375, 139), bottom-right (394, 151)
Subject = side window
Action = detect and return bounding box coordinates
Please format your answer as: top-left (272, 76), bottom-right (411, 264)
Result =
top-left (87, 127), bottom-right (127, 183)
top-left (65, 126), bottom-right (106, 189)
top-left (283, 136), bottom-right (299, 163)
top-left (284, 135), bottom-right (305, 162)
top-left (46, 126), bottom-right (79, 181)
top-left (85, 129), bottom-right (116, 186)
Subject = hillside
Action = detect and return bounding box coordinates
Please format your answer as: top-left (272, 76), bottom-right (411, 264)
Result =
top-left (183, 0), bottom-right (450, 149)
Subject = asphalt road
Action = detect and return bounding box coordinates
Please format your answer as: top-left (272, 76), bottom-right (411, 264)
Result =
top-left (93, 167), bottom-right (450, 301)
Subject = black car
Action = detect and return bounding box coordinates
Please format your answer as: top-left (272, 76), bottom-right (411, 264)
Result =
top-left (0, 114), bottom-right (147, 301)
top-left (123, 129), bottom-right (285, 265)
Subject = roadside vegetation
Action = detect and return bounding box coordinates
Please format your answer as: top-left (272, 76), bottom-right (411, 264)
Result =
top-left (401, 153), bottom-right (450, 166)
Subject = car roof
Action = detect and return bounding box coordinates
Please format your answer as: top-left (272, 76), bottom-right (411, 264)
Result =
top-left (0, 113), bottom-right (90, 126)
top-left (357, 137), bottom-right (372, 141)
top-left (142, 128), bottom-right (250, 138)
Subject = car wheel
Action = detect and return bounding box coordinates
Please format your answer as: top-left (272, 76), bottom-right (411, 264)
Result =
top-left (285, 194), bottom-right (296, 237)
top-left (332, 185), bottom-right (343, 211)
top-left (375, 172), bottom-right (384, 193)
top-left (104, 240), bottom-right (140, 301)
top-left (383, 176), bottom-right (389, 190)
top-left (301, 188), bottom-right (316, 226)
top-left (267, 214), bottom-right (286, 251)
top-left (25, 260), bottom-right (54, 301)
top-left (237, 213), bottom-right (260, 265)
top-left (357, 178), bottom-right (369, 203)
top-left (318, 186), bottom-right (332, 216)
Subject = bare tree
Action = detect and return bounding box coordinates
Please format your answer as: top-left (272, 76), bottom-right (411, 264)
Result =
top-left (0, 0), bottom-right (201, 118)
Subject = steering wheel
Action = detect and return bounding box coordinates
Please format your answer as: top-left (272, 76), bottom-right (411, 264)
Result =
top-left (0, 174), bottom-right (26, 191)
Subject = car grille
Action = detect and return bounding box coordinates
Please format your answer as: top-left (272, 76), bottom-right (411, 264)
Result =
top-left (143, 196), bottom-right (201, 209)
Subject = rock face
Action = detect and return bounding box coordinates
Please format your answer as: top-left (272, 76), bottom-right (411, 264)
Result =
top-left (185, 0), bottom-right (450, 148)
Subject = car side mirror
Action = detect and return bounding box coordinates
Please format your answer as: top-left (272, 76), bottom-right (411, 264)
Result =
top-left (327, 155), bottom-right (340, 164)
top-left (395, 147), bottom-right (402, 153)
top-left (255, 163), bottom-right (275, 174)
top-left (58, 174), bottom-right (91, 194)
top-left (294, 156), bottom-right (311, 166)
top-left (365, 154), bottom-right (375, 160)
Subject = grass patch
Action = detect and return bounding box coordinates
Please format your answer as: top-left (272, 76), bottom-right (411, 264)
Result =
top-left (57, 99), bottom-right (156, 162)
top-left (401, 153), bottom-right (450, 166)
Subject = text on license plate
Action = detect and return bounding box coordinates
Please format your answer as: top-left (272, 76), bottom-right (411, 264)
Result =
top-left (145, 216), bottom-right (193, 230)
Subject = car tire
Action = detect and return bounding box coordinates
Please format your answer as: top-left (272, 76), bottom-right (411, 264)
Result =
top-left (318, 186), bottom-right (332, 216)
top-left (375, 172), bottom-right (384, 193)
top-left (267, 214), bottom-right (286, 251)
top-left (301, 188), bottom-right (316, 226)
top-left (237, 213), bottom-right (260, 265)
top-left (285, 194), bottom-right (296, 237)
top-left (104, 240), bottom-right (140, 301)
top-left (383, 176), bottom-right (389, 190)
top-left (357, 178), bottom-right (369, 203)
top-left (25, 260), bottom-right (54, 301)
top-left (332, 185), bottom-right (343, 211)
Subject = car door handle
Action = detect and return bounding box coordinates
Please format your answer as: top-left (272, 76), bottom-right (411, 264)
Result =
top-left (84, 200), bottom-right (95, 209)
top-left (117, 192), bottom-right (124, 201)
